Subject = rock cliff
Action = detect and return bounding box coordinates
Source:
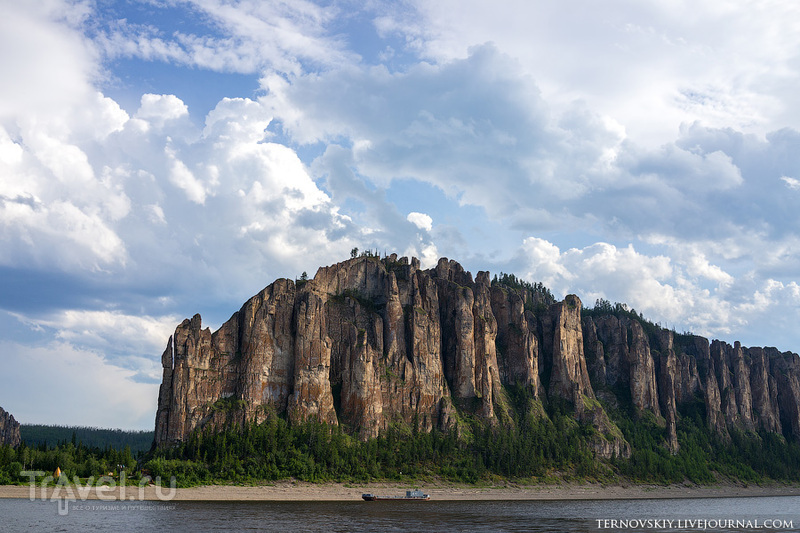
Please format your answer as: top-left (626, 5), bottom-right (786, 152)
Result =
top-left (0, 406), bottom-right (21, 448)
top-left (155, 254), bottom-right (800, 459)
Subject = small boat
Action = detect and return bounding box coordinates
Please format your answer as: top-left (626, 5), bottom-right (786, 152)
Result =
top-left (362, 489), bottom-right (430, 501)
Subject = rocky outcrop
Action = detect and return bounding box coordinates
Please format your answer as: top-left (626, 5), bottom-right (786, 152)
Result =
top-left (770, 349), bottom-right (800, 441)
top-left (582, 316), bottom-right (607, 388)
top-left (547, 295), bottom-right (594, 404)
top-left (0, 406), bottom-right (21, 448)
top-left (656, 331), bottom-right (679, 454)
top-left (627, 320), bottom-right (661, 418)
top-left (585, 316), bottom-right (661, 418)
top-left (154, 254), bottom-right (800, 460)
top-left (747, 347), bottom-right (782, 434)
top-left (492, 285), bottom-right (541, 394)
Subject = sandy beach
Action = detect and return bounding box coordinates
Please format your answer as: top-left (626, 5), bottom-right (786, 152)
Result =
top-left (1, 481), bottom-right (799, 502)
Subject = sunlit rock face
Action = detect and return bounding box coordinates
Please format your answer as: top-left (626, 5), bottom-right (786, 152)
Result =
top-left (154, 254), bottom-right (800, 460)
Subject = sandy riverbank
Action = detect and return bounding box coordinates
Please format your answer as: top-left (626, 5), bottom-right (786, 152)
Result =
top-left (1, 481), bottom-right (799, 501)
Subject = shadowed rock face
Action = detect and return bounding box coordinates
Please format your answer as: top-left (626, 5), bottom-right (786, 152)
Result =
top-left (547, 295), bottom-right (594, 403)
top-left (154, 255), bottom-right (800, 457)
top-left (656, 331), bottom-right (680, 454)
top-left (0, 406), bottom-right (21, 448)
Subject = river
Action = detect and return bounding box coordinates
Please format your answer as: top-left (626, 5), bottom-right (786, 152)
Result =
top-left (2, 495), bottom-right (799, 531)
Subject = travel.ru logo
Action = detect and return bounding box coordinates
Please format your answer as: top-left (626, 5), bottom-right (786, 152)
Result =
top-left (21, 470), bottom-right (177, 516)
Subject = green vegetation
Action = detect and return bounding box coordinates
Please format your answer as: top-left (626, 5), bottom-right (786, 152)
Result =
top-left (211, 396), bottom-right (249, 412)
top-left (135, 388), bottom-right (800, 487)
top-left (606, 397), bottom-right (800, 484)
top-left (329, 288), bottom-right (379, 313)
top-left (20, 425), bottom-right (153, 454)
top-left (4, 390), bottom-right (800, 487)
top-left (0, 439), bottom-right (138, 485)
top-left (493, 273), bottom-right (555, 303)
top-left (142, 392), bottom-right (606, 487)
top-left (0, 425), bottom-right (152, 485)
top-left (584, 298), bottom-right (695, 341)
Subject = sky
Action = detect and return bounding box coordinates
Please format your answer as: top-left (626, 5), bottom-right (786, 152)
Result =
top-left (2, 0), bottom-right (800, 430)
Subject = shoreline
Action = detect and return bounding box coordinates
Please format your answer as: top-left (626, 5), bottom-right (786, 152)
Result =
top-left (2, 481), bottom-right (800, 502)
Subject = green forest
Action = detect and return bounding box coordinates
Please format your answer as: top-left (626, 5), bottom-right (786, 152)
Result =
top-left (138, 387), bottom-right (800, 487)
top-left (0, 426), bottom-right (152, 485)
top-left (20, 425), bottom-right (153, 454)
top-left (3, 386), bottom-right (800, 487)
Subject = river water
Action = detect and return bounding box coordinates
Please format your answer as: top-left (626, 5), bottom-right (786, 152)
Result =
top-left (2, 495), bottom-right (799, 532)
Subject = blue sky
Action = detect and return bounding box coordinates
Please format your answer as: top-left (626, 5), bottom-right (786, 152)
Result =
top-left (2, 0), bottom-right (800, 429)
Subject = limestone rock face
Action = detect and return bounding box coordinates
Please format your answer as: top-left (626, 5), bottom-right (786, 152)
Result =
top-left (582, 316), bottom-right (607, 387)
top-left (588, 315), bottom-right (661, 418)
top-left (730, 342), bottom-right (756, 432)
top-left (0, 406), bottom-right (21, 448)
top-left (747, 347), bottom-right (782, 434)
top-left (547, 295), bottom-right (594, 403)
top-left (675, 351), bottom-right (701, 406)
top-left (491, 285), bottom-right (541, 394)
top-left (626, 319), bottom-right (661, 418)
top-left (591, 315), bottom-right (628, 387)
top-left (704, 363), bottom-right (729, 438)
top-left (469, 271), bottom-right (503, 419)
top-left (711, 341), bottom-right (740, 427)
top-left (580, 403), bottom-right (632, 459)
top-left (156, 256), bottom-right (458, 444)
top-left (154, 254), bottom-right (800, 457)
top-left (769, 349), bottom-right (800, 441)
top-left (656, 331), bottom-right (679, 454)
top-left (288, 290), bottom-right (337, 426)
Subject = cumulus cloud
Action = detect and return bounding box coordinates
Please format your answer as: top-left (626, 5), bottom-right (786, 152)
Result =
top-left (519, 238), bottom-right (675, 314)
top-left (2, 73), bottom-right (360, 294)
top-left (262, 43), bottom-right (800, 253)
top-left (15, 309), bottom-right (179, 366)
top-left (406, 212), bottom-right (433, 231)
top-left (385, 0), bottom-right (800, 144)
top-left (511, 236), bottom-right (800, 350)
top-left (0, 1), bottom-right (97, 121)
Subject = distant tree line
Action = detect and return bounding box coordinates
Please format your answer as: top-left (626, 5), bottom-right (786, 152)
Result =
top-left (20, 425), bottom-right (153, 454)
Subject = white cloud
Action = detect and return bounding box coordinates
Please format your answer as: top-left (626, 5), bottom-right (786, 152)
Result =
top-left (514, 236), bottom-right (800, 349)
top-left (17, 309), bottom-right (179, 364)
top-left (167, 149), bottom-right (207, 204)
top-left (781, 176), bottom-right (800, 190)
top-left (262, 44), bottom-right (783, 247)
top-left (204, 97), bottom-right (272, 143)
top-left (388, 0), bottom-right (800, 145)
top-left (520, 239), bottom-right (675, 312)
top-left (0, 1), bottom-right (98, 121)
top-left (96, 0), bottom-right (353, 76)
top-left (137, 93), bottom-right (189, 123)
top-left (407, 211), bottom-right (433, 231)
top-left (402, 240), bottom-right (440, 270)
